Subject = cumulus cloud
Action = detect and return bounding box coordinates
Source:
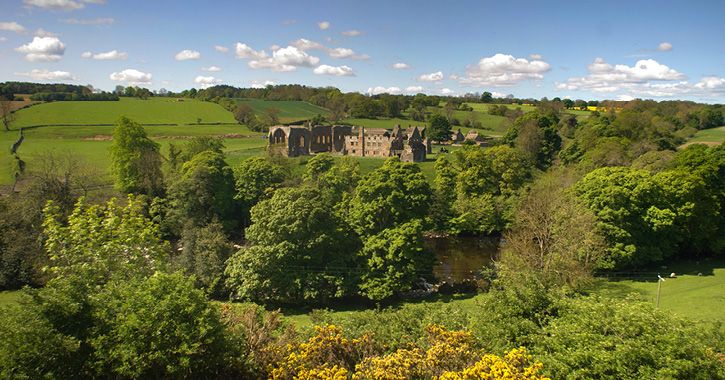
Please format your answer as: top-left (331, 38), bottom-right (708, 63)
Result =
top-left (174, 49), bottom-right (201, 61)
top-left (553, 58), bottom-right (722, 99)
top-left (405, 85), bottom-right (424, 93)
top-left (458, 53), bottom-right (551, 87)
top-left (23, 0), bottom-right (106, 12)
top-left (34, 28), bottom-right (58, 37)
top-left (317, 21), bottom-right (330, 30)
top-left (250, 80), bottom-right (276, 88)
top-left (328, 47), bottom-right (369, 60)
top-left (415, 71), bottom-right (444, 82)
top-left (391, 62), bottom-right (413, 69)
top-left (291, 38), bottom-right (326, 51)
top-left (15, 36), bottom-right (66, 61)
top-left (367, 86), bottom-right (402, 94)
top-left (233, 43), bottom-right (269, 60)
top-left (0, 22), bottom-right (27, 34)
top-left (658, 42), bottom-right (673, 51)
top-left (202, 66), bottom-right (221, 72)
top-left (15, 69), bottom-right (74, 81)
top-left (528, 54), bottom-right (543, 61)
top-left (57, 17), bottom-right (115, 24)
top-left (194, 75), bottom-right (223, 88)
top-left (214, 45), bottom-right (229, 53)
top-left (313, 64), bottom-right (355, 76)
top-left (439, 88), bottom-right (455, 95)
top-left (81, 49), bottom-right (127, 60)
top-left (341, 30), bottom-right (365, 36)
top-left (556, 57), bottom-right (687, 93)
top-left (248, 46), bottom-right (319, 72)
top-left (110, 68), bottom-right (152, 85)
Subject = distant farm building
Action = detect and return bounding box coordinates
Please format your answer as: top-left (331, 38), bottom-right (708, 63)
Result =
top-left (267, 124), bottom-right (430, 162)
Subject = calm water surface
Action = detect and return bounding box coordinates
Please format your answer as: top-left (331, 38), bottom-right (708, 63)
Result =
top-left (425, 236), bottom-right (500, 282)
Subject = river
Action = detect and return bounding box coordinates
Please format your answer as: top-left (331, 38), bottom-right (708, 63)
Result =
top-left (425, 236), bottom-right (500, 282)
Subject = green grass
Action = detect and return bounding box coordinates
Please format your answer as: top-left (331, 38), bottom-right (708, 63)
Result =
top-left (0, 290), bottom-right (21, 307)
top-left (687, 126), bottom-right (725, 144)
top-left (587, 257), bottom-right (725, 326)
top-left (13, 97), bottom-right (237, 127)
top-left (234, 100), bottom-right (329, 124)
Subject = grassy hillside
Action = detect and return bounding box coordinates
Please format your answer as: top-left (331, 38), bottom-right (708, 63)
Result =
top-left (687, 125), bottom-right (725, 144)
top-left (234, 99), bottom-right (329, 124)
top-left (13, 97), bottom-right (237, 127)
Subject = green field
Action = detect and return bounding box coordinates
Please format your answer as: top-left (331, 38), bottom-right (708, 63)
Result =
top-left (687, 126), bottom-right (725, 144)
top-left (14, 97), bottom-right (237, 127)
top-left (588, 257), bottom-right (725, 326)
top-left (234, 99), bottom-right (329, 124)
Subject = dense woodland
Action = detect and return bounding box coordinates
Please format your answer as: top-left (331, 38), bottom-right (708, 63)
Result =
top-left (1, 83), bottom-right (724, 378)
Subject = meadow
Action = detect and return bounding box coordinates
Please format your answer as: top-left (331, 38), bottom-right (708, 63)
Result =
top-left (687, 125), bottom-right (725, 144)
top-left (234, 99), bottom-right (330, 124)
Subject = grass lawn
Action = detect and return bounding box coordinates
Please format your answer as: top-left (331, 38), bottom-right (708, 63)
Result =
top-left (587, 257), bottom-right (725, 327)
top-left (0, 290), bottom-right (21, 307)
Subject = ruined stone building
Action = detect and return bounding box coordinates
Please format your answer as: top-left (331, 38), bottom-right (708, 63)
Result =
top-left (267, 123), bottom-right (429, 162)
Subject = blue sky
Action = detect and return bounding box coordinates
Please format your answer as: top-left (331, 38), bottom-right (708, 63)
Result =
top-left (1, 0), bottom-right (724, 103)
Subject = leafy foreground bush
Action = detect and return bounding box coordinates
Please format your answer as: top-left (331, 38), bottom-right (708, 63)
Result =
top-left (0, 273), bottom-right (237, 379)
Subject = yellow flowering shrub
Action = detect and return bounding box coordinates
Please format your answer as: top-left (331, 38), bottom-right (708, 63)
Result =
top-left (267, 323), bottom-right (549, 380)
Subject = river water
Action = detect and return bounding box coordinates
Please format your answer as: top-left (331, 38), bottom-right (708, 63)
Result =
top-left (425, 236), bottom-right (500, 282)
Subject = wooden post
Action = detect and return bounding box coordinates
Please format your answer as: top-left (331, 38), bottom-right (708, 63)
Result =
top-left (656, 274), bottom-right (664, 308)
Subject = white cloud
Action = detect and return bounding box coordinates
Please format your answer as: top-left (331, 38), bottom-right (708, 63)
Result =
top-left (214, 45), bottom-right (229, 53)
top-left (15, 69), bottom-right (74, 81)
top-left (291, 38), bottom-right (326, 51)
top-left (415, 71), bottom-right (444, 82)
top-left (367, 86), bottom-right (402, 94)
top-left (0, 22), bottom-right (27, 34)
top-left (248, 46), bottom-right (319, 72)
top-left (313, 64), bottom-right (355, 76)
top-left (317, 21), bottom-right (330, 30)
top-left (35, 28), bottom-right (58, 37)
top-left (233, 43), bottom-right (269, 60)
top-left (439, 88), bottom-right (455, 95)
top-left (23, 0), bottom-right (106, 12)
top-left (391, 62), bottom-right (413, 69)
top-left (250, 80), bottom-right (276, 88)
top-left (194, 75), bottom-right (223, 89)
top-left (328, 47), bottom-right (370, 60)
top-left (458, 53), bottom-right (551, 87)
top-left (174, 49), bottom-right (201, 61)
top-left (202, 66), bottom-right (221, 72)
top-left (528, 54), bottom-right (543, 61)
top-left (342, 30), bottom-right (365, 36)
top-left (282, 19), bottom-right (296, 24)
top-left (556, 57), bottom-right (687, 94)
top-left (269, 45), bottom-right (281, 51)
top-left (555, 58), bottom-right (725, 100)
top-left (57, 17), bottom-right (114, 24)
top-left (15, 36), bottom-right (66, 61)
top-left (658, 42), bottom-right (673, 52)
top-left (405, 85), bottom-right (424, 93)
top-left (110, 69), bottom-right (152, 85)
top-left (81, 49), bottom-right (127, 60)
top-left (0, 37), bottom-right (6, 42)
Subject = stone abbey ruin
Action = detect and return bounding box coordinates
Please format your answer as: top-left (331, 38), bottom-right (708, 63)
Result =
top-left (268, 123), bottom-right (433, 162)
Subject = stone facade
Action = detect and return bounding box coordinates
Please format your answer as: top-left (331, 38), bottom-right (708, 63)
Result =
top-left (267, 123), bottom-right (428, 162)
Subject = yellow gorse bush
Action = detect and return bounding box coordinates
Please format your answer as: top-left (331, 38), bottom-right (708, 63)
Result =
top-left (267, 324), bottom-right (549, 380)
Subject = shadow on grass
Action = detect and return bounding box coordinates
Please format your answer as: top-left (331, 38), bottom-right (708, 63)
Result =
top-left (250, 291), bottom-right (481, 323)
